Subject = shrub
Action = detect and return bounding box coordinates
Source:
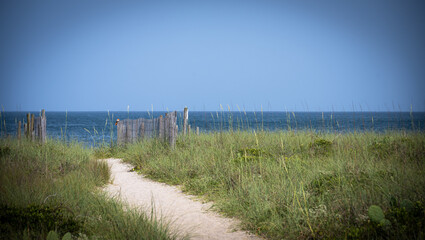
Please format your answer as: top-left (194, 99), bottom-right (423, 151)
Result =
top-left (309, 138), bottom-right (333, 156)
top-left (0, 204), bottom-right (83, 238)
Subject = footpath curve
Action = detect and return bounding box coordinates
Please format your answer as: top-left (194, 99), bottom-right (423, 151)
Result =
top-left (104, 158), bottom-right (261, 240)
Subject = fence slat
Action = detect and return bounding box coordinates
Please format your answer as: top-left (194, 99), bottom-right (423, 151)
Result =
top-left (170, 111), bottom-right (177, 148)
top-left (164, 115), bottom-right (167, 141)
top-left (132, 119), bottom-right (137, 143)
top-left (117, 120), bottom-right (122, 144)
top-left (34, 117), bottom-right (40, 142)
top-left (158, 115), bottom-right (164, 140)
top-left (183, 107), bottom-right (188, 136)
top-left (126, 119), bottom-right (132, 143)
top-left (41, 109), bottom-right (46, 144)
top-left (26, 113), bottom-right (30, 139)
top-left (139, 121), bottom-right (144, 140)
top-left (30, 114), bottom-right (35, 141)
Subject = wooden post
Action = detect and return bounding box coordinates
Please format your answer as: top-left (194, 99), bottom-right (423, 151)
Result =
top-left (196, 126), bottom-right (199, 136)
top-left (117, 120), bottom-right (125, 145)
top-left (34, 117), bottom-right (40, 142)
top-left (164, 113), bottom-right (169, 142)
top-left (41, 109), bottom-right (46, 144)
top-left (188, 125), bottom-right (191, 136)
top-left (183, 107), bottom-right (188, 135)
top-left (117, 121), bottom-right (121, 145)
top-left (167, 114), bottom-right (172, 146)
top-left (17, 121), bottom-right (21, 140)
top-left (37, 117), bottom-right (40, 142)
top-left (169, 112), bottom-right (174, 147)
top-left (175, 116), bottom-right (178, 144)
top-left (162, 115), bottom-right (166, 141)
top-left (168, 111), bottom-right (177, 148)
top-left (30, 114), bottom-right (35, 141)
top-left (26, 113), bottom-right (30, 139)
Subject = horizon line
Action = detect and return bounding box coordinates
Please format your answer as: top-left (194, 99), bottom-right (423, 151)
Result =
top-left (3, 110), bottom-right (425, 113)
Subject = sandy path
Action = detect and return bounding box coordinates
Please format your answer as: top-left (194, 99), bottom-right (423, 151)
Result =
top-left (104, 158), bottom-right (260, 240)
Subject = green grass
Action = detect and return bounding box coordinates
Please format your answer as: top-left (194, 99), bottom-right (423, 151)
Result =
top-left (0, 139), bottom-right (183, 240)
top-left (116, 130), bottom-right (425, 239)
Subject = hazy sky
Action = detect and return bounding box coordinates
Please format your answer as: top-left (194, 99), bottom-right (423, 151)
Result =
top-left (1, 0), bottom-right (424, 111)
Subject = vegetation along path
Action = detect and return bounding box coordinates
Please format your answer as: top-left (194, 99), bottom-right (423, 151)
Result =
top-left (104, 158), bottom-right (260, 240)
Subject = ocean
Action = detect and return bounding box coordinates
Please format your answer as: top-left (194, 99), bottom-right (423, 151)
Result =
top-left (1, 111), bottom-right (424, 145)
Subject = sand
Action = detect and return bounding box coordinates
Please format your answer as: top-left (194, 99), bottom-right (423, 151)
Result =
top-left (104, 158), bottom-right (261, 240)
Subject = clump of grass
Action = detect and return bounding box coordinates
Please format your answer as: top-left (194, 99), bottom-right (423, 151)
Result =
top-left (234, 147), bottom-right (270, 162)
top-left (93, 145), bottom-right (126, 159)
top-left (119, 130), bottom-right (425, 239)
top-left (309, 138), bottom-right (333, 156)
top-left (0, 139), bottom-right (181, 240)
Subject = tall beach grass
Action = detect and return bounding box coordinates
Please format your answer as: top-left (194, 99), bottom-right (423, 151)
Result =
top-left (0, 138), bottom-right (183, 240)
top-left (117, 130), bottom-right (425, 239)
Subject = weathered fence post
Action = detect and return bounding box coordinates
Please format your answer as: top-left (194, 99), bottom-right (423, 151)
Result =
top-left (40, 109), bottom-right (46, 144)
top-left (167, 111), bottom-right (177, 148)
top-left (188, 125), bottom-right (191, 136)
top-left (22, 110), bottom-right (47, 144)
top-left (26, 113), bottom-right (30, 139)
top-left (174, 112), bottom-right (178, 147)
top-left (168, 111), bottom-right (176, 148)
top-left (196, 126), bottom-right (199, 136)
top-left (34, 116), bottom-right (40, 142)
top-left (132, 119), bottom-right (138, 143)
top-left (30, 114), bottom-right (35, 141)
top-left (117, 119), bottom-right (123, 144)
top-left (164, 113), bottom-right (169, 143)
top-left (175, 125), bottom-right (178, 142)
top-left (167, 113), bottom-right (172, 146)
top-left (183, 107), bottom-right (188, 136)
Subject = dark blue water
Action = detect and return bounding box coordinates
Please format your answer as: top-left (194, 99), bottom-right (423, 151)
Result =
top-left (1, 111), bottom-right (424, 145)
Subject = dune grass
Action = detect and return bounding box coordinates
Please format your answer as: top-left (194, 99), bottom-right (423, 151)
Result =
top-left (116, 130), bottom-right (425, 239)
top-left (0, 139), bottom-right (182, 240)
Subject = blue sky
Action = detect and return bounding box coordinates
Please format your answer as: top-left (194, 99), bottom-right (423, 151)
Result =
top-left (1, 0), bottom-right (424, 111)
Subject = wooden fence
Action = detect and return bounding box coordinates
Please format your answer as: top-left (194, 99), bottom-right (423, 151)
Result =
top-left (117, 111), bottom-right (178, 147)
top-left (18, 109), bottom-right (47, 144)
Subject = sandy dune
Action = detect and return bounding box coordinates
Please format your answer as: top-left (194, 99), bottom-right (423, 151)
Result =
top-left (104, 158), bottom-right (261, 240)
